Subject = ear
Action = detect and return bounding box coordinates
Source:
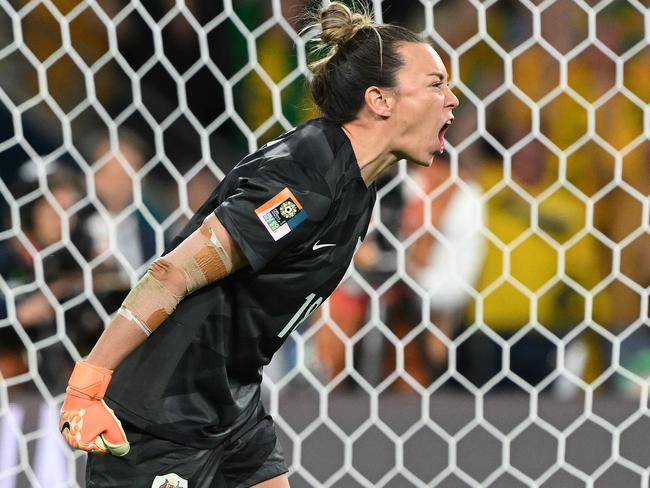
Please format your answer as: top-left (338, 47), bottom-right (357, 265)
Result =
top-left (364, 86), bottom-right (394, 117)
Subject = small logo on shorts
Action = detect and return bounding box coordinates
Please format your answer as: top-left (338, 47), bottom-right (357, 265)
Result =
top-left (152, 473), bottom-right (188, 488)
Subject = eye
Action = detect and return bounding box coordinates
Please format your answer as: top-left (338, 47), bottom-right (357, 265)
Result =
top-left (431, 82), bottom-right (442, 89)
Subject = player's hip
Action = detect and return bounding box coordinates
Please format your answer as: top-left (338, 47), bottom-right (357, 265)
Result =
top-left (85, 411), bottom-right (287, 488)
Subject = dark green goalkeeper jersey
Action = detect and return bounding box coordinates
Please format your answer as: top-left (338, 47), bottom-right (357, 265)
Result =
top-left (106, 118), bottom-right (376, 448)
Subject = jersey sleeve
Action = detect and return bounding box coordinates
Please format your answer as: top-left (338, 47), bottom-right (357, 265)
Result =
top-left (214, 159), bottom-right (332, 271)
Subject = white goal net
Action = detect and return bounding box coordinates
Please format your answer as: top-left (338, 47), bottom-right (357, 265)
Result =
top-left (1, 0), bottom-right (649, 487)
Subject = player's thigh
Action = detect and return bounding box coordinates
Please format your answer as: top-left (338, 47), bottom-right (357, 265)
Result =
top-left (221, 415), bottom-right (288, 488)
top-left (251, 473), bottom-right (290, 487)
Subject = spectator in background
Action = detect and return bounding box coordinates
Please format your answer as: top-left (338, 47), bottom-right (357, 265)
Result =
top-left (462, 140), bottom-right (610, 390)
top-left (0, 165), bottom-right (98, 392)
top-left (604, 140), bottom-right (650, 396)
top-left (85, 131), bottom-right (158, 281)
top-left (401, 153), bottom-right (484, 382)
top-left (313, 156), bottom-right (484, 390)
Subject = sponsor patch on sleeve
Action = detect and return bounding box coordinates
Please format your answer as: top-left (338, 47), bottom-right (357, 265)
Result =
top-left (255, 187), bottom-right (308, 241)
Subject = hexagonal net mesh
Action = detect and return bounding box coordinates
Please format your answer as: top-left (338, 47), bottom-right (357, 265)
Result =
top-left (1, 0), bottom-right (649, 486)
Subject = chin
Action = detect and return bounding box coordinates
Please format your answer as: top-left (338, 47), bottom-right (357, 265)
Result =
top-left (418, 153), bottom-right (436, 166)
top-left (401, 148), bottom-right (435, 166)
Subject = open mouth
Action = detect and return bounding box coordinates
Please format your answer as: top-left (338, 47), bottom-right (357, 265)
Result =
top-left (437, 119), bottom-right (454, 154)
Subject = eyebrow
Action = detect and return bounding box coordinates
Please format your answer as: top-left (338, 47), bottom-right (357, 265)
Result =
top-left (427, 72), bottom-right (446, 81)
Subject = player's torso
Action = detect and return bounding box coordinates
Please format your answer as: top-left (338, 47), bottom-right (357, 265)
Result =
top-left (199, 119), bottom-right (373, 365)
top-left (229, 175), bottom-right (375, 364)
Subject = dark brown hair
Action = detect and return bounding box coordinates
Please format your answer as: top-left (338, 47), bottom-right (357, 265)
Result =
top-left (307, 2), bottom-right (421, 123)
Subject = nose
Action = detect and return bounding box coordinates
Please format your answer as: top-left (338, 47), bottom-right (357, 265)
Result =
top-left (445, 86), bottom-right (459, 109)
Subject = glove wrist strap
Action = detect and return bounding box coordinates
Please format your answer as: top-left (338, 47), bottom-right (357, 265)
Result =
top-left (67, 360), bottom-right (113, 400)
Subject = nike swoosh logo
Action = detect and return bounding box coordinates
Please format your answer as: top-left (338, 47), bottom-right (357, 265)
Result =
top-left (313, 241), bottom-right (336, 251)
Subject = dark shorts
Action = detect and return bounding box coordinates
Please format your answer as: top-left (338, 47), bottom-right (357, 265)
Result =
top-left (86, 414), bottom-right (288, 488)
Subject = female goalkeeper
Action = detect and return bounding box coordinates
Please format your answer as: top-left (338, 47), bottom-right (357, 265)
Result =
top-left (59, 2), bottom-right (458, 487)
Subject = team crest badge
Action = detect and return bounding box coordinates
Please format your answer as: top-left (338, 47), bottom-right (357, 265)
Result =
top-left (255, 187), bottom-right (308, 241)
top-left (152, 473), bottom-right (188, 488)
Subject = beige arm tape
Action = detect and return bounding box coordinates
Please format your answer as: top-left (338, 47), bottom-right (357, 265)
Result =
top-left (120, 213), bottom-right (233, 335)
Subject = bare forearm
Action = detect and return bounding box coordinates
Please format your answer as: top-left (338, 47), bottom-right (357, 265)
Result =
top-left (86, 314), bottom-right (148, 370)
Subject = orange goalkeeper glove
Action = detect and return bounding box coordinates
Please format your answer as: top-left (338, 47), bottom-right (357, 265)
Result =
top-left (59, 360), bottom-right (130, 456)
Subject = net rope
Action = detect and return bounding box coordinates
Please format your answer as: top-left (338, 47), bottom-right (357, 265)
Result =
top-left (0, 0), bottom-right (649, 486)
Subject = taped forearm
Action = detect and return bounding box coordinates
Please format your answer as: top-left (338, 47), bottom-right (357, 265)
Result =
top-left (119, 213), bottom-right (233, 335)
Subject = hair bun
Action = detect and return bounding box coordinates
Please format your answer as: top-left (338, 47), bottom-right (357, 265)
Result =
top-left (319, 2), bottom-right (372, 46)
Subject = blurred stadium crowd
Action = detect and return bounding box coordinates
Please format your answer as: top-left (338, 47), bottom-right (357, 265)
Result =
top-left (1, 0), bottom-right (649, 403)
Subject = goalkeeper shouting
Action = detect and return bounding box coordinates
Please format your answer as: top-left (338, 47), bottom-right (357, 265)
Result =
top-left (60, 2), bottom-right (458, 487)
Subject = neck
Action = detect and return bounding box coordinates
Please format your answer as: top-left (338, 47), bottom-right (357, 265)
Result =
top-left (341, 119), bottom-right (399, 186)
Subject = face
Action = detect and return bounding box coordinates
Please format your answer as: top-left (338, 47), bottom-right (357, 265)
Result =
top-left (31, 186), bottom-right (79, 246)
top-left (94, 141), bottom-right (142, 213)
top-left (389, 43), bottom-right (459, 166)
